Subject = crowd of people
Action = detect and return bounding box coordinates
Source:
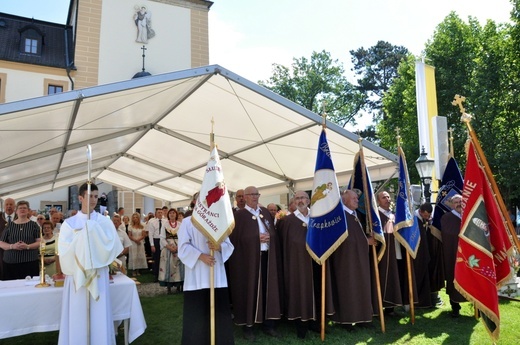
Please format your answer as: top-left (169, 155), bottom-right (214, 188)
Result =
top-left (0, 185), bottom-right (469, 344)
top-left (176, 186), bottom-right (469, 343)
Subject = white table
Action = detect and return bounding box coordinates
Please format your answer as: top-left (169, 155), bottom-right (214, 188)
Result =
top-left (0, 273), bottom-right (146, 343)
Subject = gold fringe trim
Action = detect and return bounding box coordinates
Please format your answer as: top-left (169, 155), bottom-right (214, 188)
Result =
top-left (393, 226), bottom-right (421, 260)
top-left (192, 217), bottom-right (236, 247)
top-left (306, 230), bottom-right (349, 265)
top-left (454, 281), bottom-right (500, 342)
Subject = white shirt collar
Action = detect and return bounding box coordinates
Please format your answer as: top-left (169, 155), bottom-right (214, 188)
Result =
top-left (245, 205), bottom-right (260, 214)
top-left (378, 206), bottom-right (393, 217)
top-left (343, 205), bottom-right (356, 215)
top-left (294, 208), bottom-right (310, 223)
top-left (451, 209), bottom-right (462, 219)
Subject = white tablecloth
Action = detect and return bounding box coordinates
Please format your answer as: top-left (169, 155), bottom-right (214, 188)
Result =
top-left (0, 274), bottom-right (146, 342)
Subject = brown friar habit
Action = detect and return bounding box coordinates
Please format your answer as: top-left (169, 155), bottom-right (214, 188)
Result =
top-left (228, 207), bottom-right (283, 326)
top-left (375, 211), bottom-right (403, 309)
top-left (426, 221), bottom-right (445, 293)
top-left (412, 215), bottom-right (432, 308)
top-left (329, 210), bottom-right (372, 324)
top-left (277, 213), bottom-right (334, 321)
top-left (440, 211), bottom-right (466, 303)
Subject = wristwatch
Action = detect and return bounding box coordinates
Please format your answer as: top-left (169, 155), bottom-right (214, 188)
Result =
top-left (26, 245), bottom-right (30, 250)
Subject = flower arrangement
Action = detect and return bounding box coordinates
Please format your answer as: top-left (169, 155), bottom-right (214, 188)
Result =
top-left (511, 249), bottom-right (520, 277)
top-left (275, 210), bottom-right (288, 220)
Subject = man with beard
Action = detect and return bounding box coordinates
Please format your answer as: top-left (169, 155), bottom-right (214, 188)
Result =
top-left (441, 194), bottom-right (466, 317)
top-left (228, 186), bottom-right (282, 341)
top-left (277, 190), bottom-right (333, 338)
top-left (376, 191), bottom-right (407, 316)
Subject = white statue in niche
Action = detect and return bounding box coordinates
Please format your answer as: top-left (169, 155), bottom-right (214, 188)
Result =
top-left (134, 5), bottom-right (155, 43)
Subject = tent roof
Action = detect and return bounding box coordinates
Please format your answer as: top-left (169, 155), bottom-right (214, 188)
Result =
top-left (0, 65), bottom-right (398, 205)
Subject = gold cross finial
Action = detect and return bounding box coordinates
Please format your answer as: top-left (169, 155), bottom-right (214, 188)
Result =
top-left (321, 101), bottom-right (327, 128)
top-left (395, 127), bottom-right (401, 147)
top-left (210, 117), bottom-right (215, 149)
top-left (452, 94), bottom-right (466, 114)
top-left (448, 127), bottom-right (454, 157)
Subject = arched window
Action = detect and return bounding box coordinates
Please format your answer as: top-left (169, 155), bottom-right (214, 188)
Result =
top-left (19, 25), bottom-right (44, 55)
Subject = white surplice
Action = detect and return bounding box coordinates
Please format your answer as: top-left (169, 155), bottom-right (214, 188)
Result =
top-left (58, 211), bottom-right (123, 345)
top-left (178, 216), bottom-right (233, 291)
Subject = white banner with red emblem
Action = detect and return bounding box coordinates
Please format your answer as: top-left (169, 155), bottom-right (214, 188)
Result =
top-left (192, 146), bottom-right (235, 245)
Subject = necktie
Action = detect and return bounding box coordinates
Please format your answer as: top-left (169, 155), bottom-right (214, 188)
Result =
top-left (7, 215), bottom-right (11, 223)
top-left (158, 219), bottom-right (162, 233)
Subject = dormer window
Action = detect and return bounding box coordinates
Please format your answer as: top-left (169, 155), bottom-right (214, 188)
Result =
top-left (25, 38), bottom-right (38, 54)
top-left (19, 26), bottom-right (44, 56)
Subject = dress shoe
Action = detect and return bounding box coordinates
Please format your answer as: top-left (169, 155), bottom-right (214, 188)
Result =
top-left (451, 310), bottom-right (460, 318)
top-left (243, 327), bottom-right (255, 342)
top-left (384, 308), bottom-right (398, 317)
top-left (356, 322), bottom-right (374, 329)
top-left (296, 327), bottom-right (307, 339)
top-left (342, 324), bottom-right (356, 332)
top-left (263, 327), bottom-right (281, 338)
top-left (309, 321), bottom-right (322, 333)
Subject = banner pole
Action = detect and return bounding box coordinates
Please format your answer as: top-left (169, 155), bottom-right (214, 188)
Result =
top-left (463, 118), bottom-right (520, 251)
top-left (210, 248), bottom-right (215, 345)
top-left (407, 252), bottom-right (415, 324)
top-left (358, 138), bottom-right (385, 332)
top-left (321, 262), bottom-right (326, 341)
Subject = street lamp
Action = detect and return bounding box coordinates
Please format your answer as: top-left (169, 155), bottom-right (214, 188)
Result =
top-left (415, 146), bottom-right (435, 202)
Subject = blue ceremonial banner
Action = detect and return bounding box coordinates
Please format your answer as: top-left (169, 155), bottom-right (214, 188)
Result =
top-left (348, 151), bottom-right (385, 260)
top-left (430, 156), bottom-right (463, 239)
top-left (393, 147), bottom-right (421, 259)
top-left (306, 129), bottom-right (348, 265)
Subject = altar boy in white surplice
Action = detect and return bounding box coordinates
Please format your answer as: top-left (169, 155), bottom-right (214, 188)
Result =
top-left (58, 182), bottom-right (123, 345)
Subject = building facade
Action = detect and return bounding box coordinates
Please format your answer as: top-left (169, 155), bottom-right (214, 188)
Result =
top-left (0, 0), bottom-right (212, 214)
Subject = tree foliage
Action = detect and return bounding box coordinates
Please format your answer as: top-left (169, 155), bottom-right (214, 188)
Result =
top-left (259, 50), bottom-right (366, 127)
top-left (380, 7), bottom-right (520, 206)
top-left (260, 3), bottom-right (520, 205)
top-left (379, 55), bottom-right (421, 183)
top-left (350, 41), bottom-right (409, 121)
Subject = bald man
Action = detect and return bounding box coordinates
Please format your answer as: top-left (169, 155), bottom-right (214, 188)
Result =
top-left (233, 189), bottom-right (246, 212)
top-left (376, 191), bottom-right (406, 316)
top-left (277, 190), bottom-right (333, 338)
top-left (228, 186), bottom-right (282, 341)
top-left (329, 190), bottom-right (374, 330)
top-left (267, 203), bottom-right (278, 220)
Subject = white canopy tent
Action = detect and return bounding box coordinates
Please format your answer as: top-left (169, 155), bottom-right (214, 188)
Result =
top-left (0, 65), bottom-right (398, 206)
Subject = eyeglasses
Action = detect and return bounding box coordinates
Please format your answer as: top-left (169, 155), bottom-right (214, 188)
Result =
top-left (37, 218), bottom-right (45, 220)
top-left (294, 196), bottom-right (309, 200)
top-left (245, 193), bottom-right (261, 197)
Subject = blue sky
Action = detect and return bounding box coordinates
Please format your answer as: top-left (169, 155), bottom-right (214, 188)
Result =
top-left (2, 0), bottom-right (513, 83)
top-left (2, 0), bottom-right (514, 130)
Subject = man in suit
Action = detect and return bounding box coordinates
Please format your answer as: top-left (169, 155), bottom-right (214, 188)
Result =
top-left (147, 208), bottom-right (164, 282)
top-left (0, 198), bottom-right (16, 280)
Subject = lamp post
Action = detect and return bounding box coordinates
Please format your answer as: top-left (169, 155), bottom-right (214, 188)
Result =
top-left (415, 146), bottom-right (435, 203)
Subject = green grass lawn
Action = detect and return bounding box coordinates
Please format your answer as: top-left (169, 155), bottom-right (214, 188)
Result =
top-left (2, 272), bottom-right (520, 345)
